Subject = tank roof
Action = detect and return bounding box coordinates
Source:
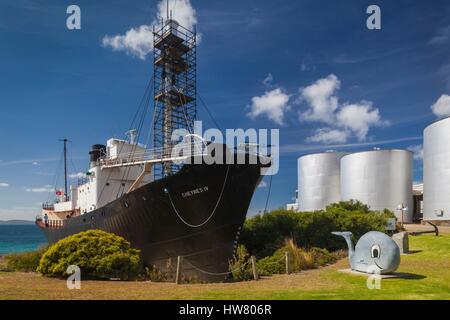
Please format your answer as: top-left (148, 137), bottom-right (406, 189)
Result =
top-left (424, 115), bottom-right (450, 131)
top-left (341, 148), bottom-right (412, 159)
top-left (298, 151), bottom-right (349, 160)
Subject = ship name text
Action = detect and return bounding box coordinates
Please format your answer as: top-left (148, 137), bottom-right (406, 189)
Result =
top-left (181, 186), bottom-right (209, 198)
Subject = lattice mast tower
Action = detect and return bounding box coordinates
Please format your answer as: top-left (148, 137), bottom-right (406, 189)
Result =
top-left (152, 11), bottom-right (197, 178)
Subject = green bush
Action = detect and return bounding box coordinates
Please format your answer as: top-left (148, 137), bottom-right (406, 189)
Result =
top-left (229, 245), bottom-right (253, 281)
top-left (2, 246), bottom-right (47, 272)
top-left (37, 230), bottom-right (141, 280)
top-left (257, 239), bottom-right (339, 276)
top-left (241, 200), bottom-right (394, 257)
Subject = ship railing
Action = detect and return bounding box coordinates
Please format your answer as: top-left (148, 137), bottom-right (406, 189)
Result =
top-left (36, 219), bottom-right (65, 229)
top-left (154, 20), bottom-right (196, 47)
top-left (42, 202), bottom-right (54, 210)
top-left (100, 142), bottom-right (206, 168)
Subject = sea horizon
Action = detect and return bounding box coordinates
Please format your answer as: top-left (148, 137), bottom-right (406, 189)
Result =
top-left (0, 225), bottom-right (47, 255)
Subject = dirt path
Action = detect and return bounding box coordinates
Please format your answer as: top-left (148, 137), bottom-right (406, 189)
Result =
top-left (404, 223), bottom-right (450, 234)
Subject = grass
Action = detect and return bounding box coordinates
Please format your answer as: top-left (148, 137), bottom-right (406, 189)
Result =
top-left (0, 234), bottom-right (449, 300)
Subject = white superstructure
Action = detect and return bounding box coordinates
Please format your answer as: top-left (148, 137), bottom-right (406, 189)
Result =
top-left (44, 137), bottom-right (153, 220)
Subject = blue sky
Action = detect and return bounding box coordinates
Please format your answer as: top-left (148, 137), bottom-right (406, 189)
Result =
top-left (0, 0), bottom-right (450, 220)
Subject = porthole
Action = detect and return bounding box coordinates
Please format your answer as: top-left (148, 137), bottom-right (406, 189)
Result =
top-left (106, 182), bottom-right (110, 186)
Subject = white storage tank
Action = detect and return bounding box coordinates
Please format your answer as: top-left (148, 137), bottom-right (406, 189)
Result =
top-left (298, 152), bottom-right (348, 211)
top-left (340, 149), bottom-right (413, 223)
top-left (423, 117), bottom-right (450, 221)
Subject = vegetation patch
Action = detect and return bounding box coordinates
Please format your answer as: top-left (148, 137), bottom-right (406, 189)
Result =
top-left (37, 230), bottom-right (140, 280)
top-left (228, 245), bottom-right (254, 281)
top-left (241, 200), bottom-right (395, 257)
top-left (257, 239), bottom-right (344, 276)
top-left (0, 246), bottom-right (47, 272)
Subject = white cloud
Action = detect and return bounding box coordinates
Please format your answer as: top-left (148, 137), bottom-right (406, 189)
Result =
top-left (258, 180), bottom-right (268, 188)
top-left (262, 73), bottom-right (273, 87)
top-left (32, 161), bottom-right (39, 165)
top-left (102, 25), bottom-right (153, 60)
top-left (407, 144), bottom-right (424, 160)
top-left (305, 128), bottom-right (349, 144)
top-left (280, 136), bottom-right (422, 154)
top-left (299, 74), bottom-right (340, 123)
top-left (102, 0), bottom-right (198, 60)
top-left (299, 75), bottom-right (387, 143)
top-left (0, 206), bottom-right (40, 221)
top-left (336, 101), bottom-right (386, 141)
top-left (0, 182), bottom-right (9, 187)
top-left (69, 172), bottom-right (86, 179)
top-left (25, 187), bottom-right (54, 193)
top-left (431, 94), bottom-right (450, 118)
top-left (247, 88), bottom-right (290, 125)
top-left (429, 25), bottom-right (450, 45)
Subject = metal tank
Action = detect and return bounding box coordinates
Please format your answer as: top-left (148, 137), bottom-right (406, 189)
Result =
top-left (423, 117), bottom-right (450, 221)
top-left (340, 150), bottom-right (413, 223)
top-left (298, 152), bottom-right (348, 211)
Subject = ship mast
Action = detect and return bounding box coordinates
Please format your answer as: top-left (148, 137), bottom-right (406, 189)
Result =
top-left (59, 138), bottom-right (69, 201)
top-left (152, 3), bottom-right (197, 178)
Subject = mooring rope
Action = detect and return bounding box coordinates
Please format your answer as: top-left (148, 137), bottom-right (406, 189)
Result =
top-left (165, 164), bottom-right (230, 228)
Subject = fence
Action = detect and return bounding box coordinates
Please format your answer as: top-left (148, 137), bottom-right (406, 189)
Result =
top-left (170, 251), bottom-right (291, 284)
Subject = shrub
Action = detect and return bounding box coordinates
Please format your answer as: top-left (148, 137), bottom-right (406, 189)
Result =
top-left (2, 246), bottom-right (47, 272)
top-left (144, 265), bottom-right (168, 282)
top-left (241, 200), bottom-right (394, 257)
top-left (229, 245), bottom-right (253, 281)
top-left (37, 230), bottom-right (141, 280)
top-left (257, 239), bottom-right (339, 275)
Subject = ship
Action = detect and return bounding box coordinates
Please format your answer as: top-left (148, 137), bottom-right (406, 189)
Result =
top-left (35, 17), bottom-right (270, 282)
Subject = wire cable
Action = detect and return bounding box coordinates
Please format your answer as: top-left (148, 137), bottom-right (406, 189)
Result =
top-left (263, 175), bottom-right (273, 213)
top-left (198, 93), bottom-right (222, 131)
top-left (165, 165), bottom-right (230, 228)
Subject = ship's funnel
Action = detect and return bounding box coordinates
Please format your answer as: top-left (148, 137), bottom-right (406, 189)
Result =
top-left (89, 144), bottom-right (106, 168)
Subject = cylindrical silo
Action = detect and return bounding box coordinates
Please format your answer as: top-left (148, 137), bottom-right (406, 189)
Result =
top-left (340, 150), bottom-right (413, 222)
top-left (298, 152), bottom-right (348, 211)
top-left (423, 117), bottom-right (450, 221)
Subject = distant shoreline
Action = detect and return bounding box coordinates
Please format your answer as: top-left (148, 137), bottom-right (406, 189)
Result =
top-left (0, 220), bottom-right (35, 226)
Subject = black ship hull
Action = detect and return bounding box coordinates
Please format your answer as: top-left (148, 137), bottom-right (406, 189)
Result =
top-left (39, 153), bottom-right (265, 282)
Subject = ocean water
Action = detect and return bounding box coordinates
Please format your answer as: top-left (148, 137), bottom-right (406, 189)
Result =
top-left (0, 225), bottom-right (47, 254)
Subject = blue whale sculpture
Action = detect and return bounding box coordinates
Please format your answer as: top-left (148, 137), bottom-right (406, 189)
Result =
top-left (332, 231), bottom-right (400, 274)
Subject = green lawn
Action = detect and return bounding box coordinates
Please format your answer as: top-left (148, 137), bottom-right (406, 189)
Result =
top-left (198, 234), bottom-right (450, 300)
top-left (0, 234), bottom-right (449, 300)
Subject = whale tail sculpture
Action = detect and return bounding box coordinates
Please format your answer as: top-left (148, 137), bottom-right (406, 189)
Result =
top-left (331, 231), bottom-right (354, 257)
top-left (332, 230), bottom-right (401, 274)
